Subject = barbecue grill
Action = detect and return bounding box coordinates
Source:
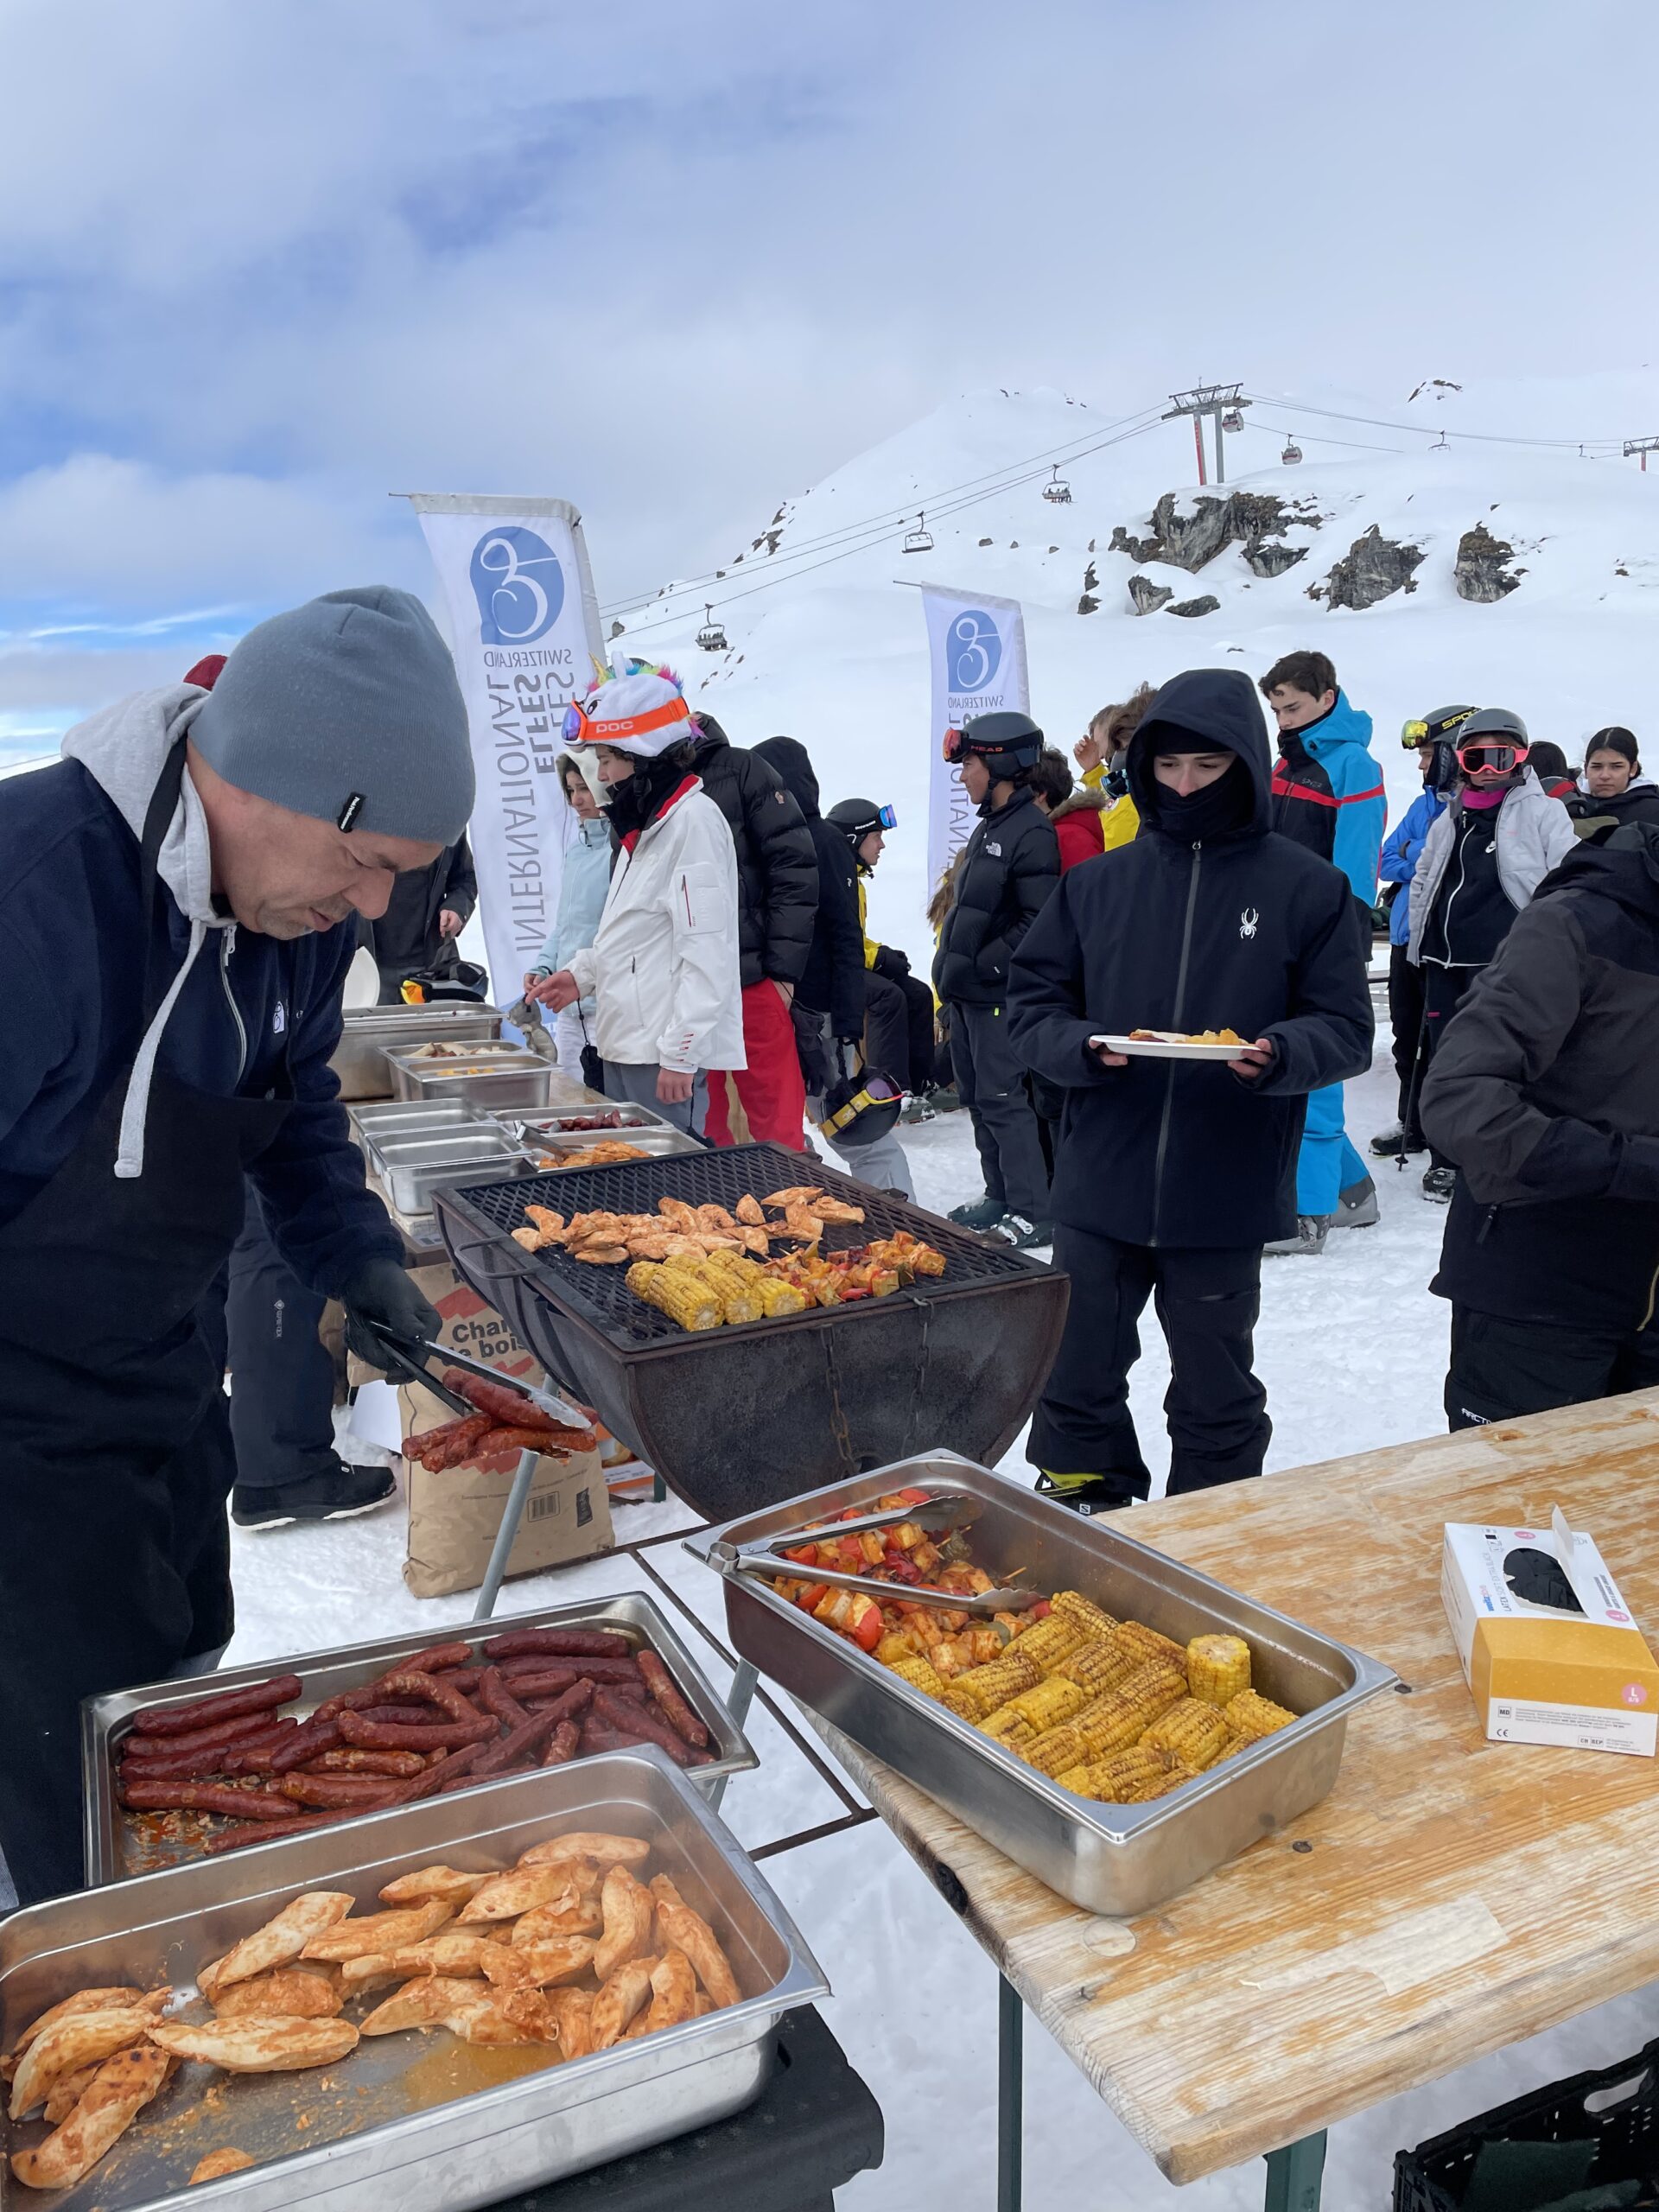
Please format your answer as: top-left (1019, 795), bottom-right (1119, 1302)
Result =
top-left (433, 1141), bottom-right (1069, 1519)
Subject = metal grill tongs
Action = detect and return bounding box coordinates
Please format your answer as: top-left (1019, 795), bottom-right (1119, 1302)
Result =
top-left (366, 1327), bottom-right (591, 1431)
top-left (712, 1492), bottom-right (1045, 1618)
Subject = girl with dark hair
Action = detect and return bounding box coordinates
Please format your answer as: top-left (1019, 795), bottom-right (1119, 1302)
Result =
top-left (1567, 727), bottom-right (1659, 833)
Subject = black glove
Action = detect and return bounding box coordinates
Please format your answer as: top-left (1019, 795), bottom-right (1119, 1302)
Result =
top-left (872, 944), bottom-right (910, 981)
top-left (340, 1256), bottom-right (441, 1370)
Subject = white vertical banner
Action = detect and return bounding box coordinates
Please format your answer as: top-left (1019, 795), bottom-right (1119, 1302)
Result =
top-left (405, 493), bottom-right (605, 1004)
top-left (920, 585), bottom-right (1030, 897)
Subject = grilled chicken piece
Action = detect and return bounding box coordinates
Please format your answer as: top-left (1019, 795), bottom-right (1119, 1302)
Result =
top-left (148, 2017), bottom-right (359, 2073)
top-left (200, 1891), bottom-right (354, 1997)
top-left (10, 2044), bottom-right (170, 2190)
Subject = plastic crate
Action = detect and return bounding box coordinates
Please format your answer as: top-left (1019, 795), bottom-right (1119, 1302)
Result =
top-left (1395, 2036), bottom-right (1659, 2212)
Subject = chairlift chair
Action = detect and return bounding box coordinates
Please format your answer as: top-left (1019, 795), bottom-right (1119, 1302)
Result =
top-left (696, 603), bottom-right (729, 652)
top-left (1281, 437), bottom-right (1303, 466)
top-left (1430, 430), bottom-right (1451, 453)
top-left (1221, 409), bottom-right (1244, 433)
top-left (902, 512), bottom-right (934, 554)
top-left (1042, 467), bottom-right (1072, 504)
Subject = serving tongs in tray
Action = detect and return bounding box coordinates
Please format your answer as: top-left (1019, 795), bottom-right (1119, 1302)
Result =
top-left (710, 1491), bottom-right (1045, 1618)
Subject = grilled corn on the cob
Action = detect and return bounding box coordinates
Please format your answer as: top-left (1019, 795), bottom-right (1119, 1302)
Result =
top-left (1137, 1758), bottom-right (1201, 1801)
top-left (939, 1649), bottom-right (1044, 1720)
top-left (994, 1675), bottom-right (1089, 1739)
top-left (1050, 1590), bottom-right (1119, 1642)
top-left (1052, 1637), bottom-right (1143, 1698)
top-left (1007, 1614), bottom-right (1087, 1674)
top-left (1185, 1634), bottom-right (1252, 1707)
top-left (1224, 1689), bottom-right (1297, 1743)
top-left (1018, 1662), bottom-right (1185, 1777)
top-left (1056, 1745), bottom-right (1169, 1803)
top-left (888, 1657), bottom-right (947, 1700)
top-left (980, 1706), bottom-right (1037, 1748)
top-left (1113, 1619), bottom-right (1190, 1675)
top-left (625, 1262), bottom-right (721, 1332)
top-left (1141, 1696), bottom-right (1232, 1772)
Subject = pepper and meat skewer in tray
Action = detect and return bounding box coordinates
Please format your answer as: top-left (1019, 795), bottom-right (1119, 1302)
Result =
top-left (763, 1495), bottom-right (1297, 1799)
top-left (112, 1630), bottom-right (718, 1858)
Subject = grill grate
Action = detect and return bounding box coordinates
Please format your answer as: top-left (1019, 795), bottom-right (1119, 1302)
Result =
top-left (441, 1140), bottom-right (1043, 1351)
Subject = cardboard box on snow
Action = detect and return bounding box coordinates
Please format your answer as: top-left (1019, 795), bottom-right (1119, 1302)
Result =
top-left (383, 1262), bottom-right (613, 1600)
top-left (1441, 1507), bottom-right (1659, 1756)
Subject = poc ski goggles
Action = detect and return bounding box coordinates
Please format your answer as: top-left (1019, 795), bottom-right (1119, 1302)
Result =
top-left (562, 694), bottom-right (693, 746)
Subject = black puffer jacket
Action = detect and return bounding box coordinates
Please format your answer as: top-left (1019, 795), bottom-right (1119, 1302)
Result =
top-left (752, 737), bottom-right (865, 1038)
top-left (1007, 669), bottom-right (1373, 1249)
top-left (932, 787), bottom-right (1059, 1007)
top-left (1424, 823), bottom-right (1659, 1328)
top-left (690, 717), bottom-right (817, 990)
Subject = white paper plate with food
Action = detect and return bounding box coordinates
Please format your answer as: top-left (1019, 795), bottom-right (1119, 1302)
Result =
top-left (1090, 1028), bottom-right (1248, 1061)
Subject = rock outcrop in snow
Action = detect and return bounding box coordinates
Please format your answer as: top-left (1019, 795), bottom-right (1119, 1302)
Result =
top-left (1309, 524), bottom-right (1425, 608)
top-left (1109, 490), bottom-right (1318, 575)
top-left (1167, 594), bottom-right (1219, 618)
top-left (1454, 521), bottom-right (1523, 601)
top-left (1127, 573), bottom-right (1173, 615)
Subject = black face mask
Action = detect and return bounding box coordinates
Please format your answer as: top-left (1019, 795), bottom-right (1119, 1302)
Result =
top-left (1149, 756), bottom-right (1253, 844)
top-left (601, 753), bottom-right (688, 838)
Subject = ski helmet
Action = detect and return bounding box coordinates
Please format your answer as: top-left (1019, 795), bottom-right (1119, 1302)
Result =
top-left (1455, 707), bottom-right (1530, 781)
top-left (828, 798), bottom-right (898, 850)
top-left (1400, 704), bottom-right (1478, 750)
top-left (943, 710), bottom-right (1045, 779)
top-left (817, 1068), bottom-right (904, 1147)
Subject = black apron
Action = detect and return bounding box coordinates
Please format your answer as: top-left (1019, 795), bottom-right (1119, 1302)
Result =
top-left (0, 743), bottom-right (293, 1904)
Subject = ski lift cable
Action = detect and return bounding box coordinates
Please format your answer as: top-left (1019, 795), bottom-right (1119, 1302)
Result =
top-left (613, 420), bottom-right (1167, 642)
top-left (596, 399), bottom-right (1170, 620)
top-left (1237, 419), bottom-right (1423, 459)
top-left (1240, 392), bottom-right (1628, 454)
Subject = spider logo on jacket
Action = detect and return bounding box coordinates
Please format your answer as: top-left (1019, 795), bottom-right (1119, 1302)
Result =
top-left (1239, 907), bottom-right (1259, 940)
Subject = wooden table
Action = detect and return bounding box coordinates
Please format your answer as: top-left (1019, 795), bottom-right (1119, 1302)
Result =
top-left (804, 1391), bottom-right (1659, 2207)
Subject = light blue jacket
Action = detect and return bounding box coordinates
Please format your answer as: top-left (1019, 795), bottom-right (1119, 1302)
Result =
top-left (532, 816), bottom-right (611, 1015)
top-left (1378, 785), bottom-right (1447, 946)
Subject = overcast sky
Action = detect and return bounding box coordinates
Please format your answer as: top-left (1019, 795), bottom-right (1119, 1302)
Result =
top-left (3, 0), bottom-right (1655, 757)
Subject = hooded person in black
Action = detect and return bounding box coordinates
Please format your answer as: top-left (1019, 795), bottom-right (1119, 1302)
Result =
top-left (1007, 667), bottom-right (1373, 1510)
top-left (1422, 820), bottom-right (1659, 1427)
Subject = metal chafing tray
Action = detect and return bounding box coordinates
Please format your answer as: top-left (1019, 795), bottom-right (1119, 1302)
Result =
top-left (4, 1753), bottom-right (828, 2212)
top-left (332, 1007), bottom-right (504, 1102)
top-left (516, 1127), bottom-right (704, 1166)
top-left (349, 1100), bottom-right (499, 1154)
top-left (386, 1046), bottom-right (556, 1113)
top-left (369, 1130), bottom-right (534, 1218)
top-left (508, 1107), bottom-right (675, 1137)
top-left (84, 1595), bottom-right (758, 1887)
top-left (689, 1451), bottom-right (1395, 1916)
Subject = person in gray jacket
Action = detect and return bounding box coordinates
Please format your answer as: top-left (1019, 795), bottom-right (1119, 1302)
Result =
top-left (1421, 821), bottom-right (1659, 1427)
top-left (1406, 709), bottom-right (1575, 1199)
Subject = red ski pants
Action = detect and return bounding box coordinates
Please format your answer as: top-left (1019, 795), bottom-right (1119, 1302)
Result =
top-left (704, 980), bottom-right (807, 1152)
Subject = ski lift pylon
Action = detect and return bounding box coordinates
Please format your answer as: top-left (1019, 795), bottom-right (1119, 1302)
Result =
top-left (1042, 466), bottom-right (1072, 505)
top-left (1281, 436), bottom-right (1303, 467)
top-left (902, 512), bottom-right (934, 554)
top-left (1221, 408), bottom-right (1244, 433)
top-left (696, 603), bottom-right (728, 652)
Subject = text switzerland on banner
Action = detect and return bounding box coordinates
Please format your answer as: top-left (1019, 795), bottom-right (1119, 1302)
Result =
top-left (920, 585), bottom-right (1031, 895)
top-left (408, 493), bottom-right (604, 1002)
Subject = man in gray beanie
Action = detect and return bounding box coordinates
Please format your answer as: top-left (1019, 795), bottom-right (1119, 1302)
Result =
top-left (0, 584), bottom-right (475, 1906)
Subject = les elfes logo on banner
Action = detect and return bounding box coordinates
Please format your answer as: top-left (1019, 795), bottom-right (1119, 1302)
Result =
top-left (469, 525), bottom-right (566, 645)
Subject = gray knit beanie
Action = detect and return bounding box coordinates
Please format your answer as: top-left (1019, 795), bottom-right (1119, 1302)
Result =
top-left (189, 585), bottom-right (474, 842)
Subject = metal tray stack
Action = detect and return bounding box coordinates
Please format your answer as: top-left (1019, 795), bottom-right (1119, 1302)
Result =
top-left (386, 1045), bottom-right (556, 1113)
top-left (432, 1142), bottom-right (1069, 1519)
top-left (510, 1104), bottom-right (704, 1167)
top-left (2, 1755), bottom-right (828, 2212)
top-left (84, 1596), bottom-right (758, 1886)
top-left (332, 1006), bottom-right (504, 1102)
top-left (689, 1452), bottom-right (1395, 1916)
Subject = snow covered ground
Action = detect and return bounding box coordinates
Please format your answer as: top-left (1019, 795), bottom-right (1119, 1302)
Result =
top-left (205, 1028), bottom-right (1659, 2212)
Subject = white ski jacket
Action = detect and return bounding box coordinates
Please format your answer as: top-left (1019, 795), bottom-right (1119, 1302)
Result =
top-left (566, 777), bottom-right (746, 1074)
top-left (1407, 771), bottom-right (1576, 965)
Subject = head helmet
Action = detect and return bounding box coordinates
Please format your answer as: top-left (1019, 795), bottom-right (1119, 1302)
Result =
top-left (1455, 707), bottom-right (1530, 782)
top-left (827, 798), bottom-right (898, 852)
top-left (816, 1069), bottom-right (904, 1147)
top-left (1401, 704), bottom-right (1478, 751)
top-left (941, 710), bottom-right (1045, 781)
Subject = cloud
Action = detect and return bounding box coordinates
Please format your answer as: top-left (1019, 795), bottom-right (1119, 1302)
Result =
top-left (2, 0), bottom-right (1657, 721)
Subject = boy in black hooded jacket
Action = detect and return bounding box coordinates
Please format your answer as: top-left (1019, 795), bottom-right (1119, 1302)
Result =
top-left (1008, 668), bottom-right (1373, 1511)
